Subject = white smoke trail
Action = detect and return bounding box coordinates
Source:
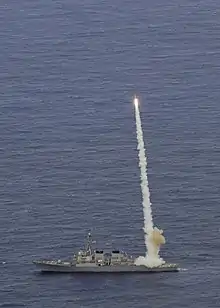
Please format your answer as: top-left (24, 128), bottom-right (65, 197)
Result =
top-left (133, 96), bottom-right (164, 267)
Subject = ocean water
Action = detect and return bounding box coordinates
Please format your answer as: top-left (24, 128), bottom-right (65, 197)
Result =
top-left (1, 0), bottom-right (220, 307)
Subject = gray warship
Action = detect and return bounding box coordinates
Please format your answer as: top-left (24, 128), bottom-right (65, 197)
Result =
top-left (33, 233), bottom-right (179, 273)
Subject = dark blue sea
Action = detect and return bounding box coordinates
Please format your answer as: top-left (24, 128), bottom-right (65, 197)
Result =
top-left (1, 0), bottom-right (220, 307)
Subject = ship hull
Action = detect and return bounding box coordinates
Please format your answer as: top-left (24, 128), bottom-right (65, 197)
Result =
top-left (33, 261), bottom-right (179, 273)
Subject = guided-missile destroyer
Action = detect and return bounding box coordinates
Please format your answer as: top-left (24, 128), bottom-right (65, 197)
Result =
top-left (33, 233), bottom-right (178, 273)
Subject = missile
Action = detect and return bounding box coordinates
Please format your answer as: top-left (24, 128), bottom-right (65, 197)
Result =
top-left (133, 94), bottom-right (139, 107)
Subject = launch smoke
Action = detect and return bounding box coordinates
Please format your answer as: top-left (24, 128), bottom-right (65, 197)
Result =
top-left (133, 96), bottom-right (165, 267)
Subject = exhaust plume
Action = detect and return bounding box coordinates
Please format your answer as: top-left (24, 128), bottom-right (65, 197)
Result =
top-left (133, 96), bottom-right (165, 267)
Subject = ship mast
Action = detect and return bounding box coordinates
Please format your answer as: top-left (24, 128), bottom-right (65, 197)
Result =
top-left (85, 232), bottom-right (93, 255)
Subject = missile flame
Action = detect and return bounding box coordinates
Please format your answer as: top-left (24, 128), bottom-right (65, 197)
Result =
top-left (133, 96), bottom-right (139, 108)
